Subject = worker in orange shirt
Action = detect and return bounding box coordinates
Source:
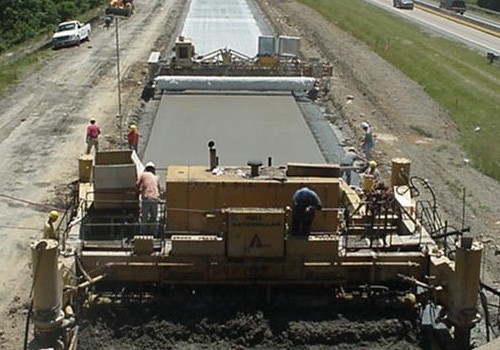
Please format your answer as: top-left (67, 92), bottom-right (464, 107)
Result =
top-left (127, 124), bottom-right (139, 152)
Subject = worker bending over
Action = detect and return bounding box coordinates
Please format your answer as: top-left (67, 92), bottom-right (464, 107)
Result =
top-left (136, 161), bottom-right (161, 236)
top-left (291, 187), bottom-right (322, 236)
top-left (364, 161), bottom-right (381, 182)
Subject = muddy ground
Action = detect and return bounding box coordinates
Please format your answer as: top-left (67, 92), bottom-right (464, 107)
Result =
top-left (0, 0), bottom-right (499, 348)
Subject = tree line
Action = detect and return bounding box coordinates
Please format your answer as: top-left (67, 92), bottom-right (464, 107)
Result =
top-left (0, 0), bottom-right (104, 53)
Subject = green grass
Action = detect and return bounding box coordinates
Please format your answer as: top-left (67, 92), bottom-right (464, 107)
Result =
top-left (0, 6), bottom-right (104, 96)
top-left (0, 48), bottom-right (54, 95)
top-left (299, 0), bottom-right (500, 181)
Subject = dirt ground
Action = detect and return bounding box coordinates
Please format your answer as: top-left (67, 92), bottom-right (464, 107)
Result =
top-left (0, 0), bottom-right (499, 348)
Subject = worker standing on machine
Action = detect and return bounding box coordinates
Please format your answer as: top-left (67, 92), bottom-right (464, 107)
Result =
top-left (43, 210), bottom-right (59, 240)
top-left (127, 124), bottom-right (139, 152)
top-left (136, 162), bottom-right (161, 236)
top-left (85, 117), bottom-right (101, 155)
top-left (291, 187), bottom-right (322, 236)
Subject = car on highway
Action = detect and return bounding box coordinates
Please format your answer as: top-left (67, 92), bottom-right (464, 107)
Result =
top-left (393, 0), bottom-right (414, 10)
top-left (439, 0), bottom-right (467, 14)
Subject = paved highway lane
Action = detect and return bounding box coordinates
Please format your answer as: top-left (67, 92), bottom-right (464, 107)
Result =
top-left (365, 0), bottom-right (500, 53)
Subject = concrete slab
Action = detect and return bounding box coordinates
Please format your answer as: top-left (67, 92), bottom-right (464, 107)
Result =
top-left (143, 92), bottom-right (325, 168)
top-left (181, 0), bottom-right (265, 56)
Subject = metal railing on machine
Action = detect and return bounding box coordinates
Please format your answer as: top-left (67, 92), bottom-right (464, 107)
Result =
top-left (78, 194), bottom-right (166, 244)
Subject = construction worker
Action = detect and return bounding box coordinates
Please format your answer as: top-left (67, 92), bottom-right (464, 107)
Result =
top-left (365, 161), bottom-right (381, 182)
top-left (86, 117), bottom-right (101, 155)
top-left (340, 147), bottom-right (364, 185)
top-left (127, 124), bottom-right (139, 152)
top-left (291, 187), bottom-right (322, 236)
top-left (104, 15), bottom-right (113, 30)
top-left (43, 210), bottom-right (59, 240)
top-left (360, 121), bottom-right (374, 161)
top-left (136, 161), bottom-right (161, 236)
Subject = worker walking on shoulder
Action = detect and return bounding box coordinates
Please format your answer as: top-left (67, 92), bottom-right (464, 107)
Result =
top-left (360, 122), bottom-right (374, 161)
top-left (291, 187), bottom-right (322, 236)
top-left (127, 124), bottom-right (139, 152)
top-left (136, 162), bottom-right (161, 236)
top-left (43, 210), bottom-right (59, 241)
top-left (86, 118), bottom-right (101, 155)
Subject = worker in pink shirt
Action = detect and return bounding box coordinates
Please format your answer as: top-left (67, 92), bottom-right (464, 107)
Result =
top-left (85, 117), bottom-right (101, 154)
top-left (136, 161), bottom-right (162, 236)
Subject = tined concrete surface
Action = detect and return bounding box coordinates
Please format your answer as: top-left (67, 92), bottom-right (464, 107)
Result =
top-left (143, 92), bottom-right (325, 168)
top-left (181, 0), bottom-right (266, 56)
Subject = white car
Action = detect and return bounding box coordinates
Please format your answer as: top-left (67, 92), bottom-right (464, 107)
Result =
top-left (52, 20), bottom-right (91, 48)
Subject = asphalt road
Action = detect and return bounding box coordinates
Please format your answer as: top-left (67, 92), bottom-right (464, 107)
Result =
top-left (366, 0), bottom-right (500, 53)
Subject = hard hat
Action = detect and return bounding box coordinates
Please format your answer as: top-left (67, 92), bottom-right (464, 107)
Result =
top-left (361, 122), bottom-right (369, 129)
top-left (369, 161), bottom-right (377, 168)
top-left (145, 161), bottom-right (155, 169)
top-left (90, 117), bottom-right (96, 122)
top-left (49, 210), bottom-right (59, 221)
top-left (129, 124), bottom-right (137, 130)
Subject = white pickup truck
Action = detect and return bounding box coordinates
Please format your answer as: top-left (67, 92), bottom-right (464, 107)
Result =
top-left (52, 20), bottom-right (91, 48)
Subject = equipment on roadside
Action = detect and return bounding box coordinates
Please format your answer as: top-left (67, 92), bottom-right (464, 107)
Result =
top-left (106, 0), bottom-right (134, 17)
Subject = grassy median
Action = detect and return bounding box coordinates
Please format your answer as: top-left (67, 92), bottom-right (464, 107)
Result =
top-left (299, 0), bottom-right (500, 181)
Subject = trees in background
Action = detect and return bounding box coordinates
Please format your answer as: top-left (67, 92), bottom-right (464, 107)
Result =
top-left (0, 0), bottom-right (103, 53)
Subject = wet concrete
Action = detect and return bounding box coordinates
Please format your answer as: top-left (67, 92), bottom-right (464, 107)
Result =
top-left (143, 92), bottom-right (325, 168)
top-left (77, 287), bottom-right (422, 350)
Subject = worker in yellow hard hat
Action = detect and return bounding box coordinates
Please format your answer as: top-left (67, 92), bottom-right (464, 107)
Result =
top-left (364, 160), bottom-right (381, 182)
top-left (43, 210), bottom-right (60, 240)
top-left (127, 124), bottom-right (139, 152)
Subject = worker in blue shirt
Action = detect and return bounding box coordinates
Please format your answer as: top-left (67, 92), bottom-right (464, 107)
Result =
top-left (291, 187), bottom-right (322, 236)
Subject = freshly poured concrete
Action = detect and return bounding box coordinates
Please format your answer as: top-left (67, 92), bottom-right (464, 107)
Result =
top-left (143, 93), bottom-right (325, 168)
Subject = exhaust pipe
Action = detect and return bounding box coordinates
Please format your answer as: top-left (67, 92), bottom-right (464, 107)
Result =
top-left (248, 160), bottom-right (263, 177)
top-left (208, 141), bottom-right (217, 170)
